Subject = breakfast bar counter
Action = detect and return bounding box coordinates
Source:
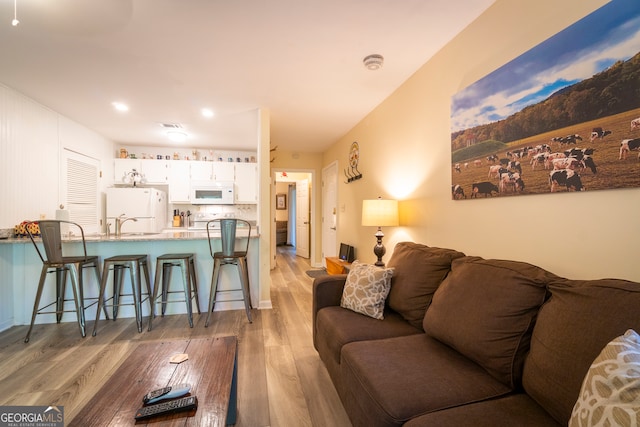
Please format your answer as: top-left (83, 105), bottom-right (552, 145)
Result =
top-left (0, 230), bottom-right (263, 332)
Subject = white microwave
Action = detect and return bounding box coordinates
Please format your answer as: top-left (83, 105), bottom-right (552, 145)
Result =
top-left (191, 182), bottom-right (234, 205)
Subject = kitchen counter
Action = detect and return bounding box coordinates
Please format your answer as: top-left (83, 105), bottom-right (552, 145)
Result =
top-left (0, 229), bottom-right (265, 333)
top-left (0, 227), bottom-right (257, 244)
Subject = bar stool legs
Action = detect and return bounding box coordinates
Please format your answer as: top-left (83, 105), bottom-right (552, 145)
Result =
top-left (25, 261), bottom-right (104, 343)
top-left (148, 253), bottom-right (201, 331)
top-left (205, 256), bottom-right (253, 327)
top-left (92, 254), bottom-right (152, 336)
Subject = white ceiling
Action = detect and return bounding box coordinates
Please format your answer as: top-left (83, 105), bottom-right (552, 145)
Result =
top-left (0, 0), bottom-right (494, 153)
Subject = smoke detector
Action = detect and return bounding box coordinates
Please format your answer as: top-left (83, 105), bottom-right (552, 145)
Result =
top-left (363, 54), bottom-right (384, 70)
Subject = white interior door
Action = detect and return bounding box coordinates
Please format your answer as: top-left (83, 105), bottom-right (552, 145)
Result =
top-left (322, 162), bottom-right (338, 264)
top-left (295, 179), bottom-right (310, 258)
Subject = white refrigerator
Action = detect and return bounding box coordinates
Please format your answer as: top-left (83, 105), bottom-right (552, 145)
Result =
top-left (106, 187), bottom-right (168, 233)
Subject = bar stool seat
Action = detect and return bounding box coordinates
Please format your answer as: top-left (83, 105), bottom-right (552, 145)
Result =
top-left (92, 254), bottom-right (152, 335)
top-left (24, 220), bottom-right (107, 343)
top-left (148, 253), bottom-right (201, 331)
top-left (205, 218), bottom-right (253, 326)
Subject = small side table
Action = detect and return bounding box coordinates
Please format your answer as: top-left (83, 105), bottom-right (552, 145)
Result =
top-left (325, 257), bottom-right (352, 275)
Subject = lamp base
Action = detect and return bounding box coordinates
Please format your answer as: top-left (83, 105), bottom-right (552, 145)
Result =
top-left (373, 227), bottom-right (386, 267)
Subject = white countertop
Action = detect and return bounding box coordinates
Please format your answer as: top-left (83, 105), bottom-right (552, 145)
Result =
top-left (0, 228), bottom-right (257, 244)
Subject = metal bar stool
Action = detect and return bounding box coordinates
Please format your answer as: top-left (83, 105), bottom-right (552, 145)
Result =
top-left (92, 254), bottom-right (152, 335)
top-left (24, 220), bottom-right (107, 343)
top-left (205, 218), bottom-right (253, 326)
top-left (148, 253), bottom-right (201, 330)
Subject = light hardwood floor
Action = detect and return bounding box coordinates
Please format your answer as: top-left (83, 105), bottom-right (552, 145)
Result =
top-left (0, 246), bottom-right (352, 427)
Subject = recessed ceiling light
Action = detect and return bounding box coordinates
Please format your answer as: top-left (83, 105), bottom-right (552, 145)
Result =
top-left (363, 54), bottom-right (384, 71)
top-left (112, 102), bottom-right (129, 112)
top-left (201, 108), bottom-right (214, 118)
top-left (167, 130), bottom-right (187, 143)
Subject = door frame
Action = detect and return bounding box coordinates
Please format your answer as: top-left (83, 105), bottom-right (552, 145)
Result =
top-left (270, 168), bottom-right (318, 268)
top-left (321, 161), bottom-right (338, 265)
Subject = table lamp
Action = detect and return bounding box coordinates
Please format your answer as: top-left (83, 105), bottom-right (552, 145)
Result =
top-left (362, 197), bottom-right (399, 267)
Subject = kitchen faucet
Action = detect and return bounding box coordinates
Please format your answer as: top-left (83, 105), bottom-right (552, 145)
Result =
top-left (115, 214), bottom-right (138, 237)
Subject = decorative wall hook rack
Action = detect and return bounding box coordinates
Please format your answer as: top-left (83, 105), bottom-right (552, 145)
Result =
top-left (344, 141), bottom-right (362, 184)
top-left (344, 165), bottom-right (362, 183)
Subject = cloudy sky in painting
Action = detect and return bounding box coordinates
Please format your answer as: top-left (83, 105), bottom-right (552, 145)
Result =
top-left (451, 0), bottom-right (640, 133)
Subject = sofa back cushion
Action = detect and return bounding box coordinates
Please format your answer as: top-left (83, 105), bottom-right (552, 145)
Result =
top-left (386, 242), bottom-right (465, 330)
top-left (522, 278), bottom-right (640, 425)
top-left (423, 256), bottom-right (557, 389)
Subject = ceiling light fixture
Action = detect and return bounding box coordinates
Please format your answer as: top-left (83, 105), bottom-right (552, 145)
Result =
top-left (12, 0), bottom-right (19, 26)
top-left (166, 130), bottom-right (187, 143)
top-left (363, 54), bottom-right (384, 71)
top-left (201, 108), bottom-right (214, 118)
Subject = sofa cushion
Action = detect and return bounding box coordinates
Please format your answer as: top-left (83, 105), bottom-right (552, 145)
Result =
top-left (341, 261), bottom-right (394, 319)
top-left (339, 334), bottom-right (512, 427)
top-left (403, 394), bottom-right (561, 427)
top-left (569, 329), bottom-right (640, 427)
top-left (423, 256), bottom-right (557, 389)
top-left (386, 242), bottom-right (465, 330)
top-left (523, 277), bottom-right (640, 425)
top-left (315, 306), bottom-right (422, 372)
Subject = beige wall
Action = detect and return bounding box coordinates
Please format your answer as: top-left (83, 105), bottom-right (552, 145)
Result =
top-left (323, 0), bottom-right (640, 282)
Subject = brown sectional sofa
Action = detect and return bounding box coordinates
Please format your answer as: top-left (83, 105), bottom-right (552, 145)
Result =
top-left (312, 242), bottom-right (640, 426)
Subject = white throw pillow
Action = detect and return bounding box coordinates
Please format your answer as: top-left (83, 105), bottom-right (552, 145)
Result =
top-left (340, 261), bottom-right (393, 320)
top-left (569, 329), bottom-right (640, 427)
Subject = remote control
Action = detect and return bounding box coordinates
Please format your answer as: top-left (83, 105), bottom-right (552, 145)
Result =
top-left (143, 386), bottom-right (171, 404)
top-left (143, 383), bottom-right (191, 405)
top-left (134, 396), bottom-right (197, 420)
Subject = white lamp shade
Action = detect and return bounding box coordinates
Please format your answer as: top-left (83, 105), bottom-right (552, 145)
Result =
top-left (362, 199), bottom-right (399, 227)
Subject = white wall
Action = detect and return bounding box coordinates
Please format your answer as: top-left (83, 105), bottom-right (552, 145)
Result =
top-left (324, 0), bottom-right (640, 282)
top-left (0, 83), bottom-right (114, 229)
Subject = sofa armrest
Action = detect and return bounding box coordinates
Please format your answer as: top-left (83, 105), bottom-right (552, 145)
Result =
top-left (313, 274), bottom-right (347, 311)
top-left (312, 274), bottom-right (347, 347)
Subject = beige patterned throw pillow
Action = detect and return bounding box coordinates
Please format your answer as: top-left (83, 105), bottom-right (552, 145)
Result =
top-left (340, 261), bottom-right (394, 320)
top-left (569, 329), bottom-right (640, 427)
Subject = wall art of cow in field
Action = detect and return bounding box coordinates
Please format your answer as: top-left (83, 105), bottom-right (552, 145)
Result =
top-left (450, 0), bottom-right (640, 201)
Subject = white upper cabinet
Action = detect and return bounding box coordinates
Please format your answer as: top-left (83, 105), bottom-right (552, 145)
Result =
top-left (213, 162), bottom-right (235, 182)
top-left (113, 158), bottom-right (141, 184)
top-left (140, 159), bottom-right (169, 184)
top-left (168, 161), bottom-right (190, 203)
top-left (234, 163), bottom-right (258, 204)
top-left (190, 161), bottom-right (213, 181)
top-left (113, 157), bottom-right (258, 205)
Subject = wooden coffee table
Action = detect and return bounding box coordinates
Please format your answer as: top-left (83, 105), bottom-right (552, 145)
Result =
top-left (70, 336), bottom-right (238, 426)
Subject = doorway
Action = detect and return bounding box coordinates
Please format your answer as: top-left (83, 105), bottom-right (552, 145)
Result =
top-left (271, 170), bottom-right (315, 268)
